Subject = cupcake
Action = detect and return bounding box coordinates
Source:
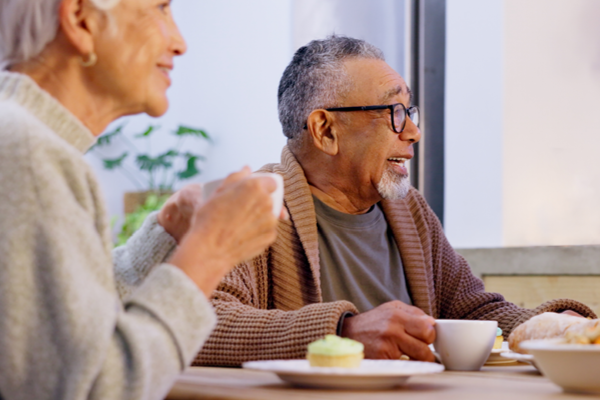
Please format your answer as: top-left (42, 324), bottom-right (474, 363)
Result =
top-left (307, 335), bottom-right (364, 368)
top-left (493, 327), bottom-right (504, 349)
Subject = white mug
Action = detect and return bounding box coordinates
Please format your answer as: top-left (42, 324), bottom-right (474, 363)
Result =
top-left (433, 320), bottom-right (497, 371)
top-left (202, 173), bottom-right (284, 217)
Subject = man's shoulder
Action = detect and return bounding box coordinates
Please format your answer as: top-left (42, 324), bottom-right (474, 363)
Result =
top-left (255, 162), bottom-right (279, 174)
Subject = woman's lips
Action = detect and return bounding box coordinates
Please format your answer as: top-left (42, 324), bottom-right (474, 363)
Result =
top-left (157, 66), bottom-right (172, 84)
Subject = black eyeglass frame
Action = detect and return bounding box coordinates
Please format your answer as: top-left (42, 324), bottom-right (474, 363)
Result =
top-left (302, 103), bottom-right (419, 133)
top-left (325, 103), bottom-right (419, 134)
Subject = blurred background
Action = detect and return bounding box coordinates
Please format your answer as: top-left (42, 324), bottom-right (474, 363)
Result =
top-left (86, 0), bottom-right (600, 310)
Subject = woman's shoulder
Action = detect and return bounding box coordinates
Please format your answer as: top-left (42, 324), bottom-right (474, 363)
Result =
top-left (0, 99), bottom-right (88, 168)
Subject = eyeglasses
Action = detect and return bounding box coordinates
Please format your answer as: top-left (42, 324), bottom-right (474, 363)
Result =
top-left (324, 103), bottom-right (420, 134)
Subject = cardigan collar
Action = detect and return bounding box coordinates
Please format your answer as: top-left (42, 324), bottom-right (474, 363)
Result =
top-left (0, 71), bottom-right (96, 153)
top-left (275, 145), bottom-right (433, 315)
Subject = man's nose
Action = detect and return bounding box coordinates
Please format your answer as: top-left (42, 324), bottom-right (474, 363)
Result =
top-left (400, 118), bottom-right (421, 143)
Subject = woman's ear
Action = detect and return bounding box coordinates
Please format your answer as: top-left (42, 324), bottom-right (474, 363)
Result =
top-left (57, 0), bottom-right (100, 57)
top-left (306, 109), bottom-right (339, 156)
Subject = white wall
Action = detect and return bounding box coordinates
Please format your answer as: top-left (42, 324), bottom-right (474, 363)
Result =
top-left (86, 1), bottom-right (293, 226)
top-left (444, 0), bottom-right (504, 248)
top-left (292, 0), bottom-right (407, 75)
top-left (86, 0), bottom-right (600, 249)
top-left (503, 0), bottom-right (600, 246)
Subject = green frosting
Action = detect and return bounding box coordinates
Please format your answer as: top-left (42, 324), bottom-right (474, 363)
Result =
top-left (497, 327), bottom-right (503, 337)
top-left (307, 335), bottom-right (364, 356)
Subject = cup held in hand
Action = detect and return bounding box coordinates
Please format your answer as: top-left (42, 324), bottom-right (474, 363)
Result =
top-left (202, 173), bottom-right (284, 217)
top-left (433, 320), bottom-right (497, 371)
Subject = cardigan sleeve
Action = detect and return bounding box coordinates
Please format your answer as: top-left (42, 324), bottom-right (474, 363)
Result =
top-left (194, 257), bottom-right (358, 367)
top-left (414, 193), bottom-right (597, 336)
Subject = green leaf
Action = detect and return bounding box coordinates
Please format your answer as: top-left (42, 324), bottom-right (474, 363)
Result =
top-left (174, 125), bottom-right (210, 139)
top-left (102, 152), bottom-right (128, 170)
top-left (135, 150), bottom-right (178, 172)
top-left (115, 193), bottom-right (169, 247)
top-left (135, 125), bottom-right (159, 138)
top-left (177, 155), bottom-right (201, 179)
top-left (92, 125), bottom-right (124, 148)
top-left (183, 152), bottom-right (206, 161)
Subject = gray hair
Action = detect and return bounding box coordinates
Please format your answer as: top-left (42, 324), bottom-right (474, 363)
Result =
top-left (277, 35), bottom-right (384, 142)
top-left (0, 0), bottom-right (120, 69)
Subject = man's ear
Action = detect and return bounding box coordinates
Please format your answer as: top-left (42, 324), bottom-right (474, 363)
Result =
top-left (57, 0), bottom-right (99, 57)
top-left (306, 109), bottom-right (339, 156)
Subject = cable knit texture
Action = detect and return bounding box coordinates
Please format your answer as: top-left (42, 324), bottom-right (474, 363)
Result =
top-left (0, 71), bottom-right (217, 400)
top-left (194, 146), bottom-right (596, 367)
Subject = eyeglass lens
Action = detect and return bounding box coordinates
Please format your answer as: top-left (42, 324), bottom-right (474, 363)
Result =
top-left (393, 105), bottom-right (419, 133)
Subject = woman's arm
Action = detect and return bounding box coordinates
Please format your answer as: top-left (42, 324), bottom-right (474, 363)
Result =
top-left (113, 212), bottom-right (177, 300)
top-left (0, 126), bottom-right (215, 400)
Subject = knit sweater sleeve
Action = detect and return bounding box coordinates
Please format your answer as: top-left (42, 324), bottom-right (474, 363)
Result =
top-left (113, 212), bottom-right (177, 300)
top-left (414, 194), bottom-right (597, 335)
top-left (194, 256), bottom-right (358, 367)
top-left (0, 108), bottom-right (216, 400)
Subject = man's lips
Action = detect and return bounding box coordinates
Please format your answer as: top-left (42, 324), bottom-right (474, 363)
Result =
top-left (387, 157), bottom-right (409, 175)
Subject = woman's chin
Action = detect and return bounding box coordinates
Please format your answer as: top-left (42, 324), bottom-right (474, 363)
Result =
top-left (145, 97), bottom-right (170, 117)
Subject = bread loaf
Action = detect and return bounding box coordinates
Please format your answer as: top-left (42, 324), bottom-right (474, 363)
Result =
top-left (508, 312), bottom-right (596, 353)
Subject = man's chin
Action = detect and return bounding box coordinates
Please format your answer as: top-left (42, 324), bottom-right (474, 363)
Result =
top-left (377, 173), bottom-right (411, 201)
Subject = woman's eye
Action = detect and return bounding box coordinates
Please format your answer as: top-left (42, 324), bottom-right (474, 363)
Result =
top-left (158, 1), bottom-right (170, 12)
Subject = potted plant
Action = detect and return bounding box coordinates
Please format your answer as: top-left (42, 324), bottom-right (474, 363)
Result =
top-left (90, 123), bottom-right (210, 244)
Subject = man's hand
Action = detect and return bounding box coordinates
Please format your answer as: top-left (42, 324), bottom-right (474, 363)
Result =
top-left (341, 301), bottom-right (436, 362)
top-left (157, 184), bottom-right (203, 244)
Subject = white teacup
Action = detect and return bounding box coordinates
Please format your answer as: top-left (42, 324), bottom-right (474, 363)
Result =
top-left (433, 320), bottom-right (497, 371)
top-left (202, 173), bottom-right (284, 217)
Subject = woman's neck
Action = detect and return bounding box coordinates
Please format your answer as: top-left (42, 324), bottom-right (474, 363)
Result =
top-left (10, 49), bottom-right (132, 136)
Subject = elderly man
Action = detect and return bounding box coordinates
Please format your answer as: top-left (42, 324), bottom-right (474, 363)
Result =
top-left (194, 36), bottom-right (595, 366)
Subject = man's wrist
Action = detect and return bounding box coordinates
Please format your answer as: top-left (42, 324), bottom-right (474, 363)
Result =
top-left (337, 311), bottom-right (355, 336)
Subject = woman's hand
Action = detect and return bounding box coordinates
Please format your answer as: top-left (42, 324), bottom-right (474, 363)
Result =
top-left (168, 167), bottom-right (281, 296)
top-left (157, 184), bottom-right (203, 244)
top-left (158, 171), bottom-right (288, 243)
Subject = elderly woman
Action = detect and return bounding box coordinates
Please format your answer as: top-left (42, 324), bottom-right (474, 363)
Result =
top-left (0, 0), bottom-right (280, 399)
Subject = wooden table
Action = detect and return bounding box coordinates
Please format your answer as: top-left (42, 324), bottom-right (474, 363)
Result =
top-left (167, 363), bottom-right (583, 400)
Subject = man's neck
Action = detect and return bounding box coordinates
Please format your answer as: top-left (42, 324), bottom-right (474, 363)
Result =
top-left (309, 184), bottom-right (375, 215)
top-left (298, 157), bottom-right (380, 215)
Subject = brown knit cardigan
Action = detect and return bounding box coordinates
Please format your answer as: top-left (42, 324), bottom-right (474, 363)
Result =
top-left (194, 146), bottom-right (596, 366)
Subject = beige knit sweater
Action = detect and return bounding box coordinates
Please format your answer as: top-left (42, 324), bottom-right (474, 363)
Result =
top-left (194, 146), bottom-right (596, 367)
top-left (0, 71), bottom-right (216, 400)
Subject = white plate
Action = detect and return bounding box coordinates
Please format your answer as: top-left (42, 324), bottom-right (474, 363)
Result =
top-left (500, 351), bottom-right (538, 369)
top-left (242, 359), bottom-right (444, 390)
top-left (521, 339), bottom-right (600, 394)
top-left (486, 341), bottom-right (511, 364)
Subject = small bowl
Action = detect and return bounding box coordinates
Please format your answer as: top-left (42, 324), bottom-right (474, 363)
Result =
top-left (520, 339), bottom-right (600, 394)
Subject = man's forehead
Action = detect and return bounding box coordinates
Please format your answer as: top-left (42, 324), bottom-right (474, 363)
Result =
top-left (379, 85), bottom-right (413, 104)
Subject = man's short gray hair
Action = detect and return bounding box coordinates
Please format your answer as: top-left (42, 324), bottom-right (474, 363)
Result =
top-left (0, 0), bottom-right (120, 69)
top-left (277, 35), bottom-right (384, 142)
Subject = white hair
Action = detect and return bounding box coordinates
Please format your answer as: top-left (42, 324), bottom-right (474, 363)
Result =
top-left (377, 164), bottom-right (412, 201)
top-left (0, 0), bottom-right (120, 69)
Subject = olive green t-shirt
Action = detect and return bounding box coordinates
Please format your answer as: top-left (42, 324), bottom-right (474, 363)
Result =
top-left (313, 196), bottom-right (413, 313)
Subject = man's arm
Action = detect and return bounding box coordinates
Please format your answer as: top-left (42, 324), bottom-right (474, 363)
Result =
top-left (194, 259), bottom-right (358, 367)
